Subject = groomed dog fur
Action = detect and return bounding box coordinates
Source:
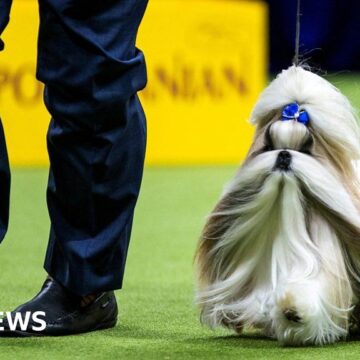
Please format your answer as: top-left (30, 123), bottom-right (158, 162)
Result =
top-left (195, 65), bottom-right (360, 346)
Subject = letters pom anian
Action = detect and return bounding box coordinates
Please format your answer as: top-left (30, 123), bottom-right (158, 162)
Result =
top-left (195, 65), bottom-right (360, 346)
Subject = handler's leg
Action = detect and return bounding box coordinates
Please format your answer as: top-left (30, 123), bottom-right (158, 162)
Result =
top-left (1, 0), bottom-right (148, 336)
top-left (0, 0), bottom-right (12, 241)
top-left (41, 0), bottom-right (148, 296)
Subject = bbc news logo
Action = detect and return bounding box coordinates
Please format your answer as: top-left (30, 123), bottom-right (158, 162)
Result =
top-left (0, 312), bottom-right (46, 332)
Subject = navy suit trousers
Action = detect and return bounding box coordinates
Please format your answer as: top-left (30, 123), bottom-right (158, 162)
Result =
top-left (0, 0), bottom-right (148, 295)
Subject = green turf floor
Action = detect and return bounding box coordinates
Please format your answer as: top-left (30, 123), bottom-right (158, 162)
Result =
top-left (0, 167), bottom-right (360, 359)
top-left (1, 75), bottom-right (360, 359)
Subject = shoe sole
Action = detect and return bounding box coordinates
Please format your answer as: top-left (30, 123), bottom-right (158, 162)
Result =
top-left (0, 318), bottom-right (117, 337)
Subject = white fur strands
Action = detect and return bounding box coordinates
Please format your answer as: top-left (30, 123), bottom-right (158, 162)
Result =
top-left (195, 66), bottom-right (360, 346)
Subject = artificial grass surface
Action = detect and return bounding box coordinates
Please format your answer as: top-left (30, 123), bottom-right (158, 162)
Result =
top-left (1, 75), bottom-right (360, 358)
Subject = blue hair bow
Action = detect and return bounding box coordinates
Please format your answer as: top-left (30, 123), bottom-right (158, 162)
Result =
top-left (281, 103), bottom-right (310, 126)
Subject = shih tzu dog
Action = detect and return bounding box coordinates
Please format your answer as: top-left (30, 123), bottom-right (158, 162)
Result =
top-left (195, 65), bottom-right (360, 346)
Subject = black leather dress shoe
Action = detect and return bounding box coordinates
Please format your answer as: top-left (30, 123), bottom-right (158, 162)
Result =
top-left (0, 278), bottom-right (118, 337)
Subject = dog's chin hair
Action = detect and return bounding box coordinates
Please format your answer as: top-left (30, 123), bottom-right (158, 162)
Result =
top-left (196, 150), bottom-right (360, 345)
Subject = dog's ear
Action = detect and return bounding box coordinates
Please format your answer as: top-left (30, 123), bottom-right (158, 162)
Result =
top-left (300, 183), bottom-right (360, 295)
top-left (196, 193), bottom-right (238, 288)
top-left (196, 179), bottom-right (264, 287)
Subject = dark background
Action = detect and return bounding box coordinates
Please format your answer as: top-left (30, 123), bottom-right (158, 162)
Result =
top-left (265, 0), bottom-right (360, 72)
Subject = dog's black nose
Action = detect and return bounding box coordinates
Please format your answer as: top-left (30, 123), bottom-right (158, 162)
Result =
top-left (274, 150), bottom-right (292, 171)
top-left (284, 308), bottom-right (302, 323)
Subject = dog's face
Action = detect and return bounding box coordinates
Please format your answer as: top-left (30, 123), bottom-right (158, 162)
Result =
top-left (195, 66), bottom-right (360, 346)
